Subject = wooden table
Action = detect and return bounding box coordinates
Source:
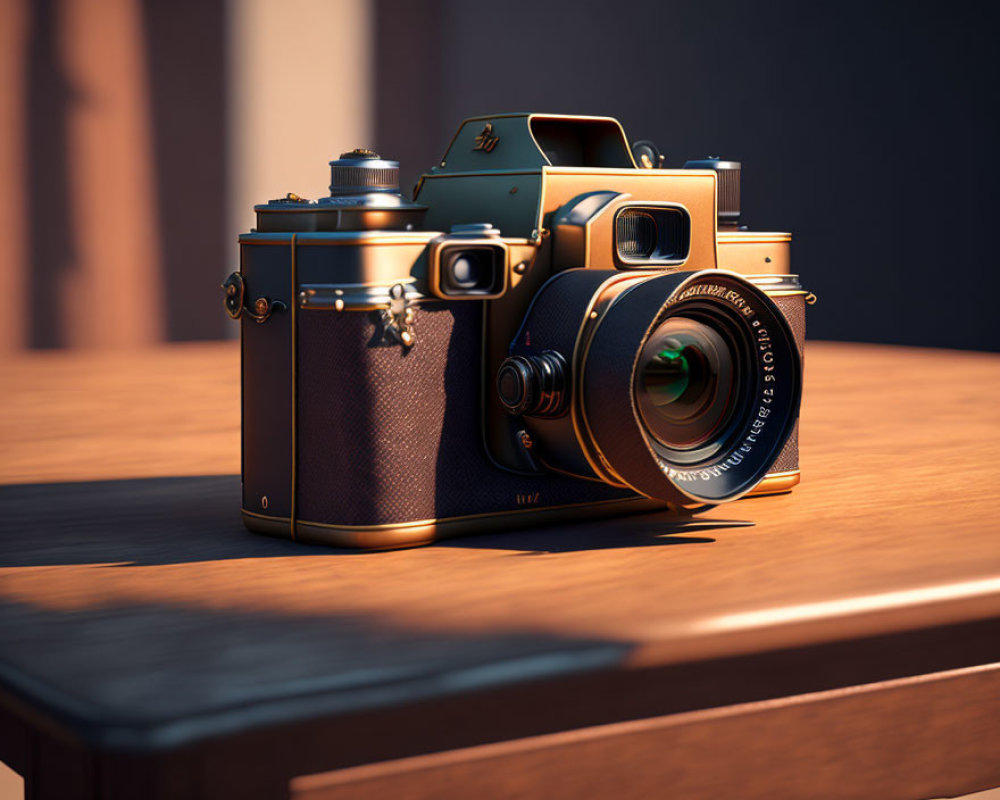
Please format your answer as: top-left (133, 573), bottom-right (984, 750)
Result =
top-left (0, 341), bottom-right (998, 799)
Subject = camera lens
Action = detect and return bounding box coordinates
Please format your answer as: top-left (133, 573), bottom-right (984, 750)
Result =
top-left (503, 269), bottom-right (800, 505)
top-left (635, 317), bottom-right (737, 452)
top-left (575, 270), bottom-right (800, 503)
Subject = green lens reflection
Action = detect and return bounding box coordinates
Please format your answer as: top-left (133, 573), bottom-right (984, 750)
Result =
top-left (635, 316), bottom-right (736, 452)
top-left (645, 343), bottom-right (691, 406)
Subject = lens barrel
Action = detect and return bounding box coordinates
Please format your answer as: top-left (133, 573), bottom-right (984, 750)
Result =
top-left (502, 269), bottom-right (801, 505)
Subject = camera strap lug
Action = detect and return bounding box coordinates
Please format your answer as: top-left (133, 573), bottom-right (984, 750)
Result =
top-left (222, 272), bottom-right (286, 324)
top-left (380, 283), bottom-right (416, 348)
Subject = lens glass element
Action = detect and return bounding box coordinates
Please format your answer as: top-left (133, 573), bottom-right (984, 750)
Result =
top-left (449, 254), bottom-right (485, 289)
top-left (615, 207), bottom-right (690, 265)
top-left (438, 245), bottom-right (504, 297)
top-left (616, 211), bottom-right (657, 259)
top-left (635, 316), bottom-right (737, 453)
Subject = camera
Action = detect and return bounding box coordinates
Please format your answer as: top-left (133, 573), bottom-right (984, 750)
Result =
top-left (223, 113), bottom-right (810, 549)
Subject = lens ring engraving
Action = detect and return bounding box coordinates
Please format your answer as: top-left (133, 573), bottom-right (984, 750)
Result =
top-left (578, 270), bottom-right (801, 504)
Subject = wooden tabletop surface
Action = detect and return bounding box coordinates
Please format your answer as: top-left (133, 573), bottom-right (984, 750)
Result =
top-left (1, 341), bottom-right (999, 795)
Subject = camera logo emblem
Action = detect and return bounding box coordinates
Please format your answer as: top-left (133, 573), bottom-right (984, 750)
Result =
top-left (473, 123), bottom-right (500, 153)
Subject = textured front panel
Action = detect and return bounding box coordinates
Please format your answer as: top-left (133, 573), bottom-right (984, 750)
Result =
top-left (770, 422), bottom-right (799, 473)
top-left (770, 292), bottom-right (806, 359)
top-left (295, 303), bottom-right (632, 527)
top-left (512, 270), bottom-right (618, 358)
top-left (766, 291), bottom-right (806, 474)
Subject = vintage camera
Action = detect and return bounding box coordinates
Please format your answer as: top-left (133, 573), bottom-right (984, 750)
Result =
top-left (223, 114), bottom-right (810, 549)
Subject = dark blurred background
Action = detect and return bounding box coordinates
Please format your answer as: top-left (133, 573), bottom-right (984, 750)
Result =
top-left (2, 0), bottom-right (997, 352)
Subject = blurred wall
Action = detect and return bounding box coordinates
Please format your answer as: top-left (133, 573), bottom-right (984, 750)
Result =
top-left (0, 0), bottom-right (371, 352)
top-left (227, 0), bottom-right (372, 248)
top-left (376, 0), bottom-right (1000, 352)
top-left (1, 0), bottom-right (225, 350)
top-left (2, 0), bottom-right (998, 352)
top-left (0, 0), bottom-right (28, 352)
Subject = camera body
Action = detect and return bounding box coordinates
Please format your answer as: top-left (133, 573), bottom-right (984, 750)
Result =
top-left (225, 113), bottom-right (808, 549)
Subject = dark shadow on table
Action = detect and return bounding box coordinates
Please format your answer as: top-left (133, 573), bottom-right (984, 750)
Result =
top-left (438, 513), bottom-right (754, 554)
top-left (0, 475), bottom-right (752, 567)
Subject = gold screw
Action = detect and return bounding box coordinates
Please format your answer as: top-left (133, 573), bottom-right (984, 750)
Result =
top-left (254, 298), bottom-right (269, 315)
top-left (514, 262), bottom-right (528, 274)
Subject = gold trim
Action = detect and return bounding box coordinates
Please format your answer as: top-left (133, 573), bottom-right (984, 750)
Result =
top-left (298, 282), bottom-right (424, 312)
top-left (570, 272), bottom-right (652, 489)
top-left (242, 464), bottom-right (798, 549)
top-left (746, 274), bottom-right (804, 295)
top-left (747, 470), bottom-right (801, 496)
top-left (419, 167), bottom-right (722, 180)
top-left (242, 496), bottom-right (664, 550)
top-left (716, 232), bottom-right (792, 243)
top-left (239, 232), bottom-right (440, 246)
top-left (242, 496), bottom-right (648, 531)
top-left (544, 167), bottom-right (715, 177)
top-left (290, 234), bottom-right (298, 542)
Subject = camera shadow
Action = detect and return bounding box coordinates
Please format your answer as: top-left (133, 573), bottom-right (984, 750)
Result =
top-left (0, 475), bottom-right (329, 568)
top-left (437, 513), bottom-right (752, 554)
top-left (0, 474), bottom-right (752, 567)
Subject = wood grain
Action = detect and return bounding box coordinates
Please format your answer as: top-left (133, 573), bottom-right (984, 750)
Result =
top-left (0, 342), bottom-right (240, 485)
top-left (291, 663), bottom-right (1000, 800)
top-left (1, 341), bottom-right (998, 654)
top-left (1, 341), bottom-right (999, 797)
